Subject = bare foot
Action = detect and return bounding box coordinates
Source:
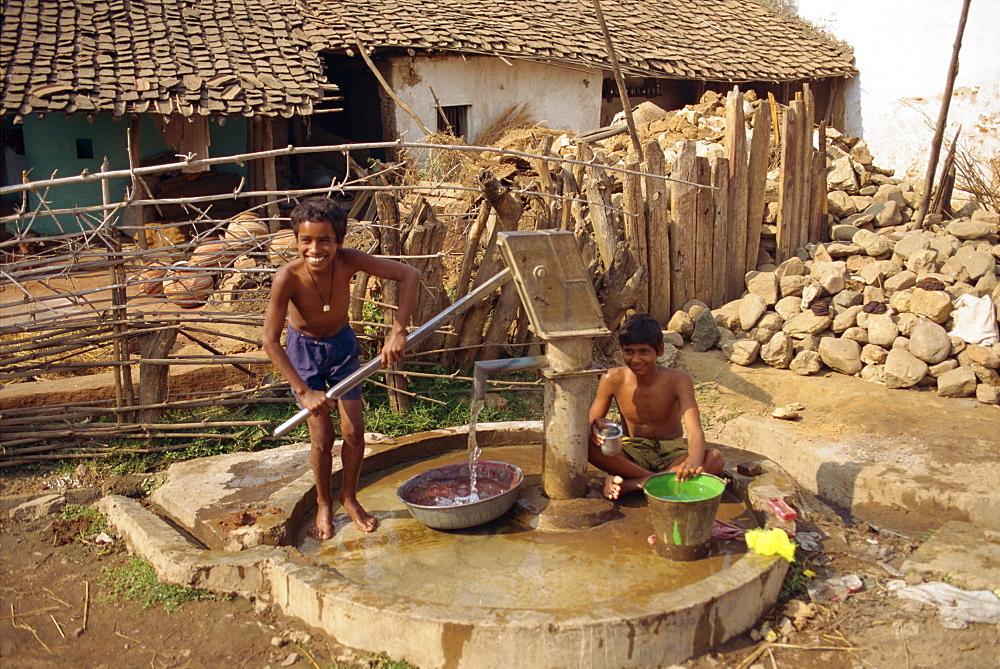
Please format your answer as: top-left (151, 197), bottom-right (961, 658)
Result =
top-left (603, 474), bottom-right (644, 500)
top-left (309, 505), bottom-right (334, 541)
top-left (339, 494), bottom-right (377, 532)
top-left (604, 475), bottom-right (625, 500)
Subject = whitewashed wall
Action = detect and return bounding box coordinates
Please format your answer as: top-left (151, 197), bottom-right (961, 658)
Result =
top-left (792, 0), bottom-right (1000, 180)
top-left (386, 54), bottom-right (602, 144)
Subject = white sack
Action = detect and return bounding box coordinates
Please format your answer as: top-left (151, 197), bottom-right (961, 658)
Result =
top-left (949, 294), bottom-right (998, 346)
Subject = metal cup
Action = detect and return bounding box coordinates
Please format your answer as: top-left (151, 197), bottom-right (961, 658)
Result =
top-left (597, 421), bottom-right (623, 456)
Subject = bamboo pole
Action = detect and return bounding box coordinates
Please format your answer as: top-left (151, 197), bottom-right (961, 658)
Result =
top-left (1, 141), bottom-right (710, 199)
top-left (356, 40), bottom-right (433, 137)
top-left (591, 0), bottom-right (644, 162)
top-left (912, 0), bottom-right (972, 230)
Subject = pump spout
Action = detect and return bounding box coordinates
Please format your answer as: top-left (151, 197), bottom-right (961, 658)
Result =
top-left (473, 356), bottom-right (548, 401)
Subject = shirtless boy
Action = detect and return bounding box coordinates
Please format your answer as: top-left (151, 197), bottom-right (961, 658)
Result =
top-left (263, 198), bottom-right (420, 540)
top-left (588, 313), bottom-right (725, 499)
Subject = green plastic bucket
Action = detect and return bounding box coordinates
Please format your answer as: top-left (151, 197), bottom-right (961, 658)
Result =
top-left (643, 473), bottom-right (726, 561)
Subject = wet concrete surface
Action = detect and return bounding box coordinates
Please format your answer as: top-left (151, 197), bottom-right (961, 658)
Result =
top-left (297, 445), bottom-right (753, 611)
top-left (108, 423), bottom-right (792, 667)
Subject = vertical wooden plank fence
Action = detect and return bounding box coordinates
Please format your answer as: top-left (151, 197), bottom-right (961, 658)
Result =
top-left (725, 87), bottom-right (749, 304)
top-left (642, 141), bottom-right (671, 325)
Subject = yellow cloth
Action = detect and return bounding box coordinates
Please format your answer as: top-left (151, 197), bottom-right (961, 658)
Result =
top-left (621, 436), bottom-right (688, 472)
top-left (745, 528), bottom-right (797, 562)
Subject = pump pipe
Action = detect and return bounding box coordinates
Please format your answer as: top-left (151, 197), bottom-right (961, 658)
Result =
top-left (472, 356), bottom-right (548, 401)
top-left (274, 268), bottom-right (512, 437)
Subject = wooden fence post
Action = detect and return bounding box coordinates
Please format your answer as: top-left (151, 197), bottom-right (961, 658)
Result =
top-left (138, 325), bottom-right (178, 424)
top-left (724, 87), bottom-right (748, 304)
top-left (455, 172), bottom-right (524, 365)
top-left (623, 156), bottom-right (648, 314)
top-left (374, 192), bottom-right (410, 412)
top-left (746, 99), bottom-right (771, 270)
top-left (693, 154), bottom-right (713, 306)
top-left (711, 157), bottom-right (730, 308)
top-left (642, 140), bottom-right (671, 323)
top-left (776, 103), bottom-right (800, 262)
top-left (669, 140), bottom-right (698, 312)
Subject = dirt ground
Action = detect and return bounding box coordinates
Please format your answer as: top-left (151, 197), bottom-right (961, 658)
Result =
top-left (4, 351), bottom-right (999, 669)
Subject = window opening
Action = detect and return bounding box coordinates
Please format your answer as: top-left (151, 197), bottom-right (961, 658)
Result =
top-left (75, 138), bottom-right (94, 160)
top-left (438, 105), bottom-right (470, 139)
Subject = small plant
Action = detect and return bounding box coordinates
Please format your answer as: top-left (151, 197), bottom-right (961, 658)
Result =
top-left (720, 409), bottom-right (742, 423)
top-left (778, 549), bottom-right (812, 603)
top-left (101, 556), bottom-right (227, 612)
top-left (359, 652), bottom-right (420, 669)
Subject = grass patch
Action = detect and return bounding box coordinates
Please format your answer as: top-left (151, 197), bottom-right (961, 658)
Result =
top-left (58, 503), bottom-right (107, 533)
top-left (54, 504), bottom-right (111, 551)
top-left (101, 556), bottom-right (227, 613)
top-left (778, 549), bottom-right (811, 603)
top-left (356, 653), bottom-right (420, 669)
top-left (364, 365), bottom-right (542, 436)
top-left (17, 361), bottom-right (544, 479)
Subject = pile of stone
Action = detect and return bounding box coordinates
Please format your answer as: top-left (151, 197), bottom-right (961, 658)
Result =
top-left (664, 210), bottom-right (1000, 404)
top-left (550, 90), bottom-right (739, 165)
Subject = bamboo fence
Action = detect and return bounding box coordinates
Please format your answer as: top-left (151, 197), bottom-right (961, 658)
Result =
top-left (0, 87), bottom-right (826, 465)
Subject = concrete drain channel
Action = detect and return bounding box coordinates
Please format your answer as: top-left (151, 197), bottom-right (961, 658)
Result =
top-left (99, 422), bottom-right (797, 668)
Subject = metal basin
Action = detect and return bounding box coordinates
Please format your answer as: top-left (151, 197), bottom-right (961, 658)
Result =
top-left (397, 460), bottom-right (524, 530)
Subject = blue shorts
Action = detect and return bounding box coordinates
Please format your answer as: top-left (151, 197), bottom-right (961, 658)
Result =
top-left (286, 324), bottom-right (363, 402)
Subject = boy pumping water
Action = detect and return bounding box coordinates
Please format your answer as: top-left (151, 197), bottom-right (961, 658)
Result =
top-left (263, 198), bottom-right (420, 540)
top-left (588, 313), bottom-right (725, 499)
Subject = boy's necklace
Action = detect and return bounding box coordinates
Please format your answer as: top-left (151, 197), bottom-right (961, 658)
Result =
top-left (305, 262), bottom-right (333, 312)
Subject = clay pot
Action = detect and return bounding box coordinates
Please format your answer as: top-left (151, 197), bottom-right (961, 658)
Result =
top-left (267, 229), bottom-right (298, 265)
top-left (163, 262), bottom-right (215, 308)
top-left (130, 263), bottom-right (169, 295)
top-left (189, 238), bottom-right (241, 268)
top-left (225, 212), bottom-right (269, 243)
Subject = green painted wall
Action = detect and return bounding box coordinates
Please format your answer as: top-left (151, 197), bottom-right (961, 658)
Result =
top-left (13, 114), bottom-right (247, 235)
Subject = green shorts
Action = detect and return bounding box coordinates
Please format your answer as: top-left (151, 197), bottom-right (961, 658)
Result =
top-left (621, 436), bottom-right (688, 472)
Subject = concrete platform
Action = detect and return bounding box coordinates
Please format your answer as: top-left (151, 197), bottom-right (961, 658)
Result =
top-left (681, 348), bottom-right (1000, 534)
top-left (101, 422), bottom-right (794, 669)
top-left (901, 521), bottom-right (1000, 591)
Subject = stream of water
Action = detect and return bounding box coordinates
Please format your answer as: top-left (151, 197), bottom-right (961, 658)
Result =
top-left (435, 397), bottom-right (485, 506)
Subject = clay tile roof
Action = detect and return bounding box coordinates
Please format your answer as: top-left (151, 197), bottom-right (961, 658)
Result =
top-left (1, 0), bottom-right (331, 117)
top-left (303, 0), bottom-right (856, 82)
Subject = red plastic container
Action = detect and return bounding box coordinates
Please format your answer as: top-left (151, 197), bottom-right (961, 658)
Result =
top-left (767, 498), bottom-right (798, 521)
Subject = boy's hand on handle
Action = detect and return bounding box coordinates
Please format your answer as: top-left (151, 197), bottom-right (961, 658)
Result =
top-left (380, 329), bottom-right (407, 367)
top-left (301, 388), bottom-right (334, 416)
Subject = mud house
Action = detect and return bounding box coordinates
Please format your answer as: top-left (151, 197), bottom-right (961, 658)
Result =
top-left (0, 0), bottom-right (331, 235)
top-left (2, 0), bottom-right (855, 234)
